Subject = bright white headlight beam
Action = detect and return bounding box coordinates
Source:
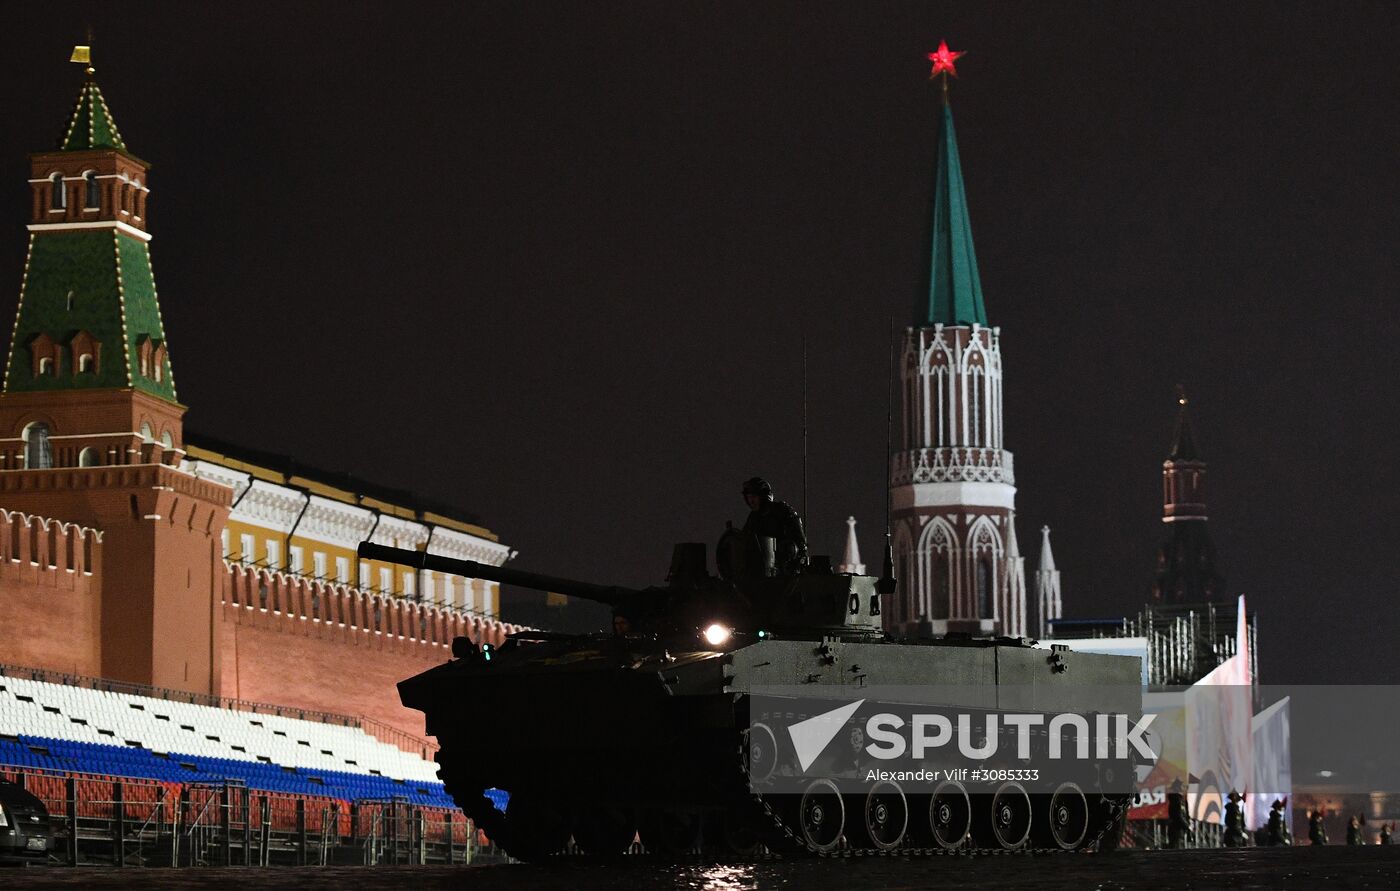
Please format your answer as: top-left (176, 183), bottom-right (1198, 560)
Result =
top-left (703, 623), bottom-right (731, 646)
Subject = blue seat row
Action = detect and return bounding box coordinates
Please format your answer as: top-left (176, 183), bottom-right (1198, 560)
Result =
top-left (0, 736), bottom-right (458, 809)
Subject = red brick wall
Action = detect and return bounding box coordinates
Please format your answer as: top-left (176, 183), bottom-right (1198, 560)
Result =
top-left (219, 615), bottom-right (445, 741)
top-left (219, 566), bottom-right (519, 740)
top-left (0, 511), bottom-right (102, 676)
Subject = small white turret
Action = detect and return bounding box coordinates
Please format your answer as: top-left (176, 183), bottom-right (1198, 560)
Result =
top-left (837, 516), bottom-right (866, 575)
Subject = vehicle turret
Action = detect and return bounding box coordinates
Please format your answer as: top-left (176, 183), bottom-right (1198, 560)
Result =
top-left (357, 536), bottom-right (885, 641)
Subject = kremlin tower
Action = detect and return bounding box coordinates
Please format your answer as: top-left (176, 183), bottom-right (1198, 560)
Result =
top-left (887, 46), bottom-right (1027, 638)
top-left (0, 67), bottom-right (231, 693)
top-left (1152, 391), bottom-right (1224, 603)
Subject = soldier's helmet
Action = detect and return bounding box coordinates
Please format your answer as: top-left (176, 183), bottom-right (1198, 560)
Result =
top-left (742, 477), bottom-right (773, 499)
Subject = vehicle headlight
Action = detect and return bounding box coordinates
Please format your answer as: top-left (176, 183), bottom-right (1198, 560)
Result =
top-left (703, 623), bottom-right (732, 647)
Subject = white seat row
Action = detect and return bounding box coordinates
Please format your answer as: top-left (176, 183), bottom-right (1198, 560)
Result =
top-left (0, 676), bottom-right (439, 783)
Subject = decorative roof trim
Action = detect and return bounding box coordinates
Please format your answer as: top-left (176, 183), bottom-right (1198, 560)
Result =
top-left (185, 458), bottom-right (511, 566)
top-left (140, 239), bottom-right (176, 399)
top-left (2, 234), bottom-right (35, 394)
top-left (111, 231), bottom-right (134, 387)
top-left (27, 220), bottom-right (151, 242)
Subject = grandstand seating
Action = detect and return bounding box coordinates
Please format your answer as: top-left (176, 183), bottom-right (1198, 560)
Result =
top-left (0, 674), bottom-right (469, 810)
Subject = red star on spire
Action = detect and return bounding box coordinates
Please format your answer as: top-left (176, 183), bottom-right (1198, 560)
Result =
top-left (927, 40), bottom-right (964, 78)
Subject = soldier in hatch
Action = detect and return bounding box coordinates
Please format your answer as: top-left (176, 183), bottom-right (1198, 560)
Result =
top-left (741, 477), bottom-right (808, 574)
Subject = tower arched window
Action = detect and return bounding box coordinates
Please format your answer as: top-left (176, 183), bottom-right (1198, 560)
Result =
top-left (970, 366), bottom-right (983, 447)
top-left (78, 447), bottom-right (100, 467)
top-left (77, 353), bottom-right (93, 373)
top-left (83, 172), bottom-right (99, 209)
top-left (899, 551), bottom-right (912, 624)
top-left (930, 552), bottom-right (949, 620)
top-left (976, 558), bottom-right (993, 618)
top-left (23, 422), bottom-right (52, 470)
top-left (38, 357), bottom-right (53, 376)
top-left (50, 173), bottom-right (66, 210)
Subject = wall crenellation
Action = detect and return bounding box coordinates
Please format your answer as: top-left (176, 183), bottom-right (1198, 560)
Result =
top-left (0, 507), bottom-right (101, 576)
top-left (224, 563), bottom-right (519, 653)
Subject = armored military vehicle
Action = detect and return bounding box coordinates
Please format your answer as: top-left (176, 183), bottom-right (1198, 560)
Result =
top-left (364, 533), bottom-right (1142, 860)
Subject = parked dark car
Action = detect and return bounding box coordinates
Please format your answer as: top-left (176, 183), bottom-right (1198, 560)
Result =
top-left (0, 779), bottom-right (51, 865)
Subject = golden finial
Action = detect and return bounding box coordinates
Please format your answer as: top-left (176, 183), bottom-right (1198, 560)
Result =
top-left (70, 45), bottom-right (94, 76)
top-left (1175, 384), bottom-right (1188, 406)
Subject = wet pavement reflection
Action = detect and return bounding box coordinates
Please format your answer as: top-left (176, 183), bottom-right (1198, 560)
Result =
top-left (7, 848), bottom-right (1400, 889)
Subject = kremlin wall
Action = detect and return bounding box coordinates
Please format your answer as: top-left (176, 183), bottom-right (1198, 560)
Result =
top-left (0, 72), bottom-right (520, 748)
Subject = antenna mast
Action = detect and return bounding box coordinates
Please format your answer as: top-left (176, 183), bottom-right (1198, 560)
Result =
top-left (802, 332), bottom-right (809, 523)
top-left (877, 318), bottom-right (897, 596)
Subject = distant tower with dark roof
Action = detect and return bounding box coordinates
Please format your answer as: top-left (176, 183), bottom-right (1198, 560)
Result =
top-left (1152, 390), bottom-right (1224, 603)
top-left (888, 80), bottom-right (1026, 639)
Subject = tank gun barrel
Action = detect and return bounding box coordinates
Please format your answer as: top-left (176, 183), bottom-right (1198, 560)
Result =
top-left (356, 542), bottom-right (639, 608)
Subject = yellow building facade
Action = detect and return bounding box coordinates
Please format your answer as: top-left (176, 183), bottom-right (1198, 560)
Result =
top-left (183, 436), bottom-right (511, 621)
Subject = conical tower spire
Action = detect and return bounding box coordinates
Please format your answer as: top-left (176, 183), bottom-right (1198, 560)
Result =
top-left (1169, 386), bottom-right (1199, 460)
top-left (1038, 525), bottom-right (1057, 573)
top-left (60, 77), bottom-right (127, 153)
top-left (1035, 525), bottom-right (1062, 638)
top-left (922, 102), bottom-right (987, 326)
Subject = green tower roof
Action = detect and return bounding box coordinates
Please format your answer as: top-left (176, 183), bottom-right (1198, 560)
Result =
top-left (922, 104), bottom-right (987, 327)
top-left (60, 79), bottom-right (127, 152)
top-left (3, 229), bottom-right (176, 403)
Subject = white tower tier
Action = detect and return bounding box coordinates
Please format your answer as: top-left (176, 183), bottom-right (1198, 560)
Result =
top-left (889, 324), bottom-right (1026, 638)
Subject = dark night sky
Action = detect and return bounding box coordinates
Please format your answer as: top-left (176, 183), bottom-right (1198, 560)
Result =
top-left (1, 3), bottom-right (1397, 684)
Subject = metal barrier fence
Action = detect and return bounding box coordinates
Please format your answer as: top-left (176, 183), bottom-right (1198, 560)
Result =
top-left (0, 765), bottom-right (504, 867)
top-left (1128, 818), bottom-right (1228, 850)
